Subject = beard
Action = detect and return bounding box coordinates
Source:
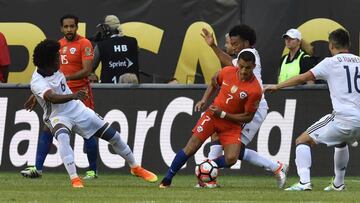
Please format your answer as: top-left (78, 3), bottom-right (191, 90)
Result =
top-left (65, 33), bottom-right (75, 41)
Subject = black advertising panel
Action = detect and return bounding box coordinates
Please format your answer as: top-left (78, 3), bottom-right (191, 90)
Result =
top-left (0, 85), bottom-right (359, 176)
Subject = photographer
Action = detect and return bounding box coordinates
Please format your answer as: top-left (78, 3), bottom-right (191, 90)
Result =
top-left (92, 15), bottom-right (139, 83)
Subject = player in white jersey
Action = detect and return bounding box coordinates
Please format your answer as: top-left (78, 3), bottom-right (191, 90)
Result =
top-left (201, 25), bottom-right (288, 188)
top-left (30, 39), bottom-right (158, 188)
top-left (265, 28), bottom-right (360, 191)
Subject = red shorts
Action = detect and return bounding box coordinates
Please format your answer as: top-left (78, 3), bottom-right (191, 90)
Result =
top-left (192, 110), bottom-right (242, 146)
top-left (69, 84), bottom-right (94, 110)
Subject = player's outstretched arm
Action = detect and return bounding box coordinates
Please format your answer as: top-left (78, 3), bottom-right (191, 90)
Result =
top-left (43, 89), bottom-right (87, 104)
top-left (201, 28), bottom-right (233, 66)
top-left (264, 71), bottom-right (315, 93)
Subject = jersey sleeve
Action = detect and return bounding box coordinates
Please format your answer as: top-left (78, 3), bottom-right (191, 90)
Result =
top-left (31, 77), bottom-right (52, 99)
top-left (310, 58), bottom-right (330, 80)
top-left (80, 39), bottom-right (94, 61)
top-left (244, 88), bottom-right (262, 113)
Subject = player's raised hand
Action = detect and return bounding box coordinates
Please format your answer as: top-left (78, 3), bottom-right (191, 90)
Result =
top-left (209, 105), bottom-right (221, 117)
top-left (195, 100), bottom-right (206, 112)
top-left (24, 95), bottom-right (37, 111)
top-left (201, 28), bottom-right (215, 47)
top-left (263, 84), bottom-right (279, 93)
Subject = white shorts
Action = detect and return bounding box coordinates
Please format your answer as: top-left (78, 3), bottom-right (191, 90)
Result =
top-left (307, 113), bottom-right (360, 146)
top-left (47, 108), bottom-right (105, 139)
top-left (241, 107), bottom-right (268, 145)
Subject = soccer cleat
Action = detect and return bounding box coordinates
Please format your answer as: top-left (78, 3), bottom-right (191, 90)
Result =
top-left (195, 180), bottom-right (220, 189)
top-left (159, 177), bottom-right (172, 189)
top-left (131, 166), bottom-right (158, 183)
top-left (284, 182), bottom-right (312, 191)
top-left (324, 179), bottom-right (345, 191)
top-left (71, 177), bottom-right (84, 188)
top-left (274, 162), bottom-right (289, 188)
top-left (20, 166), bottom-right (42, 178)
top-left (83, 170), bottom-right (98, 180)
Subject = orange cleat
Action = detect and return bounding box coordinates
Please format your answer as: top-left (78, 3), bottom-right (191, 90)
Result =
top-left (130, 166), bottom-right (158, 183)
top-left (71, 177), bottom-right (84, 188)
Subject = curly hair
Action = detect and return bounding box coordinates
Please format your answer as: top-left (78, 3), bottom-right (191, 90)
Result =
top-left (229, 24), bottom-right (257, 46)
top-left (33, 39), bottom-right (60, 70)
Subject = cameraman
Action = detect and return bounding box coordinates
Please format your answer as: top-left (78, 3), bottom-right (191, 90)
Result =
top-left (92, 15), bottom-right (139, 83)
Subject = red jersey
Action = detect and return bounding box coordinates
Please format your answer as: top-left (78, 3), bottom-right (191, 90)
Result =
top-left (213, 66), bottom-right (262, 114)
top-left (58, 35), bottom-right (94, 88)
top-left (192, 66), bottom-right (262, 146)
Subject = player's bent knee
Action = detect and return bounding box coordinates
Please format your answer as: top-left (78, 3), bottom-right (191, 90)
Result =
top-left (94, 123), bottom-right (117, 141)
top-left (295, 131), bottom-right (314, 146)
top-left (53, 126), bottom-right (70, 139)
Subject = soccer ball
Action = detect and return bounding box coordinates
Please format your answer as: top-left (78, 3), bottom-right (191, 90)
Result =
top-left (195, 159), bottom-right (219, 182)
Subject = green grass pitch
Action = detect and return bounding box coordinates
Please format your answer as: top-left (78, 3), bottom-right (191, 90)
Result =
top-left (1, 172), bottom-right (360, 202)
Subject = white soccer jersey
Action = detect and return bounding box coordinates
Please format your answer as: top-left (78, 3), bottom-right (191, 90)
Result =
top-left (310, 53), bottom-right (360, 125)
top-left (232, 48), bottom-right (268, 109)
top-left (30, 69), bottom-right (86, 124)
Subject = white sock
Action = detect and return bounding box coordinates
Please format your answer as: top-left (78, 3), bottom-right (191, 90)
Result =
top-left (208, 145), bottom-right (223, 160)
top-left (243, 148), bottom-right (279, 172)
top-left (295, 144), bottom-right (311, 183)
top-left (57, 133), bottom-right (77, 179)
top-left (334, 145), bottom-right (349, 187)
top-left (109, 132), bottom-right (137, 168)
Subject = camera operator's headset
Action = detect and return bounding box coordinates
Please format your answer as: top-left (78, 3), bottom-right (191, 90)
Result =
top-left (90, 23), bottom-right (112, 42)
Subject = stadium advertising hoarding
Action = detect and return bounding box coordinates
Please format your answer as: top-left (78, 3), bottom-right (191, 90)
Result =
top-left (1, 85), bottom-right (360, 176)
top-left (0, 0), bottom-right (360, 84)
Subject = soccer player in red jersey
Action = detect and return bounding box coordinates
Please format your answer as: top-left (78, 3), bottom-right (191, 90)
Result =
top-left (159, 51), bottom-right (262, 188)
top-left (58, 15), bottom-right (94, 109)
top-left (58, 15), bottom-right (97, 179)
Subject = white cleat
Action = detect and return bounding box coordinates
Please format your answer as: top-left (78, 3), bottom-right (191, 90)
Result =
top-left (324, 183), bottom-right (345, 191)
top-left (285, 182), bottom-right (312, 191)
top-left (274, 162), bottom-right (289, 188)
